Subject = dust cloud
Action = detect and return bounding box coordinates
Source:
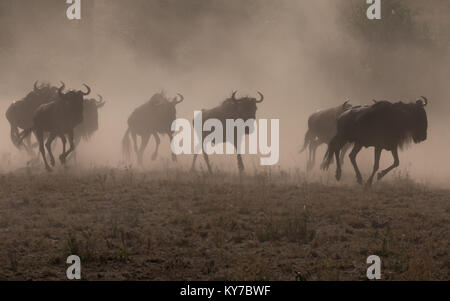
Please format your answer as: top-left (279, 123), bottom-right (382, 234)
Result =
top-left (0, 0), bottom-right (449, 185)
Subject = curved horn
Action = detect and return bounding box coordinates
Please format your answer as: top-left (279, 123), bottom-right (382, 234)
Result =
top-left (34, 81), bottom-right (39, 91)
top-left (175, 93), bottom-right (184, 104)
top-left (82, 84), bottom-right (91, 96)
top-left (231, 91), bottom-right (238, 101)
top-left (420, 96), bottom-right (428, 106)
top-left (255, 91), bottom-right (264, 103)
top-left (58, 81), bottom-right (66, 96)
top-left (372, 99), bottom-right (378, 104)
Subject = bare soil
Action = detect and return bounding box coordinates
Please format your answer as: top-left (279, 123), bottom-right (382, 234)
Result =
top-left (0, 167), bottom-right (448, 280)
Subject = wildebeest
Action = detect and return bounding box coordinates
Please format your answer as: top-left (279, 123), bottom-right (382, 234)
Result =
top-left (5, 81), bottom-right (59, 155)
top-left (6, 82), bottom-right (105, 161)
top-left (299, 100), bottom-right (353, 171)
top-left (18, 82), bottom-right (91, 171)
top-left (321, 97), bottom-right (428, 186)
top-left (191, 91), bottom-right (264, 173)
top-left (122, 92), bottom-right (184, 165)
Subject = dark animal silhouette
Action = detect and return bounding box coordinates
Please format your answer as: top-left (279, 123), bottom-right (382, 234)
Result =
top-left (321, 97), bottom-right (428, 186)
top-left (299, 101), bottom-right (352, 170)
top-left (18, 82), bottom-right (90, 171)
top-left (5, 81), bottom-right (58, 155)
top-left (191, 91), bottom-right (264, 173)
top-left (6, 82), bottom-right (105, 160)
top-left (122, 92), bottom-right (184, 165)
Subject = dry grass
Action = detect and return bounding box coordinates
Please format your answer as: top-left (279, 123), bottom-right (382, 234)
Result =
top-left (0, 166), bottom-right (448, 280)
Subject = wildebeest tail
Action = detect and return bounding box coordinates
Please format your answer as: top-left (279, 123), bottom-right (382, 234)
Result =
top-left (17, 127), bottom-right (34, 147)
top-left (10, 125), bottom-right (21, 149)
top-left (299, 129), bottom-right (314, 153)
top-left (122, 128), bottom-right (131, 160)
top-left (321, 135), bottom-right (340, 171)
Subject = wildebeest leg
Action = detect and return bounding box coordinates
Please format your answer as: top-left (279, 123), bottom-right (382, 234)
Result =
top-left (191, 154), bottom-right (198, 171)
top-left (10, 125), bottom-right (19, 147)
top-left (59, 135), bottom-right (67, 164)
top-left (23, 134), bottom-right (35, 157)
top-left (131, 132), bottom-right (139, 162)
top-left (61, 130), bottom-right (75, 164)
top-left (237, 154), bottom-right (245, 173)
top-left (203, 153), bottom-right (213, 174)
top-left (36, 130), bottom-right (52, 172)
top-left (339, 143), bottom-right (351, 166)
top-left (307, 139), bottom-right (319, 171)
top-left (366, 147), bottom-right (382, 186)
top-left (27, 132), bottom-right (42, 165)
top-left (151, 133), bottom-right (160, 161)
top-left (138, 133), bottom-right (150, 165)
top-left (377, 148), bottom-right (399, 181)
top-left (334, 147), bottom-right (342, 181)
top-left (349, 143), bottom-right (363, 184)
top-left (166, 131), bottom-right (177, 162)
top-left (45, 132), bottom-right (57, 167)
top-left (65, 135), bottom-right (80, 163)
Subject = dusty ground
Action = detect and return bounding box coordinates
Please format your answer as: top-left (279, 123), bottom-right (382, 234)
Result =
top-left (0, 166), bottom-right (448, 281)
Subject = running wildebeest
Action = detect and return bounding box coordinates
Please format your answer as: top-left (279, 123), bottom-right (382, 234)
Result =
top-left (299, 100), bottom-right (353, 171)
top-left (6, 82), bottom-right (105, 161)
top-left (122, 92), bottom-right (184, 165)
top-left (5, 81), bottom-right (59, 155)
top-left (321, 97), bottom-right (428, 186)
top-left (191, 91), bottom-right (264, 173)
top-left (18, 82), bottom-right (91, 171)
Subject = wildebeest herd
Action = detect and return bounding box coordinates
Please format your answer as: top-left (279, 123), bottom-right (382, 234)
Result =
top-left (5, 81), bottom-right (429, 186)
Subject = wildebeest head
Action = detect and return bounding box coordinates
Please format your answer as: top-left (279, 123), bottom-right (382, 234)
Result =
top-left (58, 82), bottom-right (91, 125)
top-left (409, 96), bottom-right (428, 143)
top-left (21, 81), bottom-right (56, 102)
top-left (152, 92), bottom-right (183, 121)
top-left (157, 93), bottom-right (184, 122)
top-left (78, 94), bottom-right (105, 139)
top-left (138, 92), bottom-right (185, 133)
top-left (227, 91), bottom-right (264, 121)
top-left (166, 93), bottom-right (184, 116)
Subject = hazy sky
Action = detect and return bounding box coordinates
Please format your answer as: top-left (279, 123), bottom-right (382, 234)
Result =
top-left (0, 0), bottom-right (449, 183)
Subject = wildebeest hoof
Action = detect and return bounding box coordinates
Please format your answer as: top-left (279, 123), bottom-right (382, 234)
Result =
top-left (45, 166), bottom-right (53, 172)
top-left (377, 172), bottom-right (383, 181)
top-left (59, 155), bottom-right (66, 164)
top-left (335, 170), bottom-right (342, 181)
top-left (356, 177), bottom-right (363, 185)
